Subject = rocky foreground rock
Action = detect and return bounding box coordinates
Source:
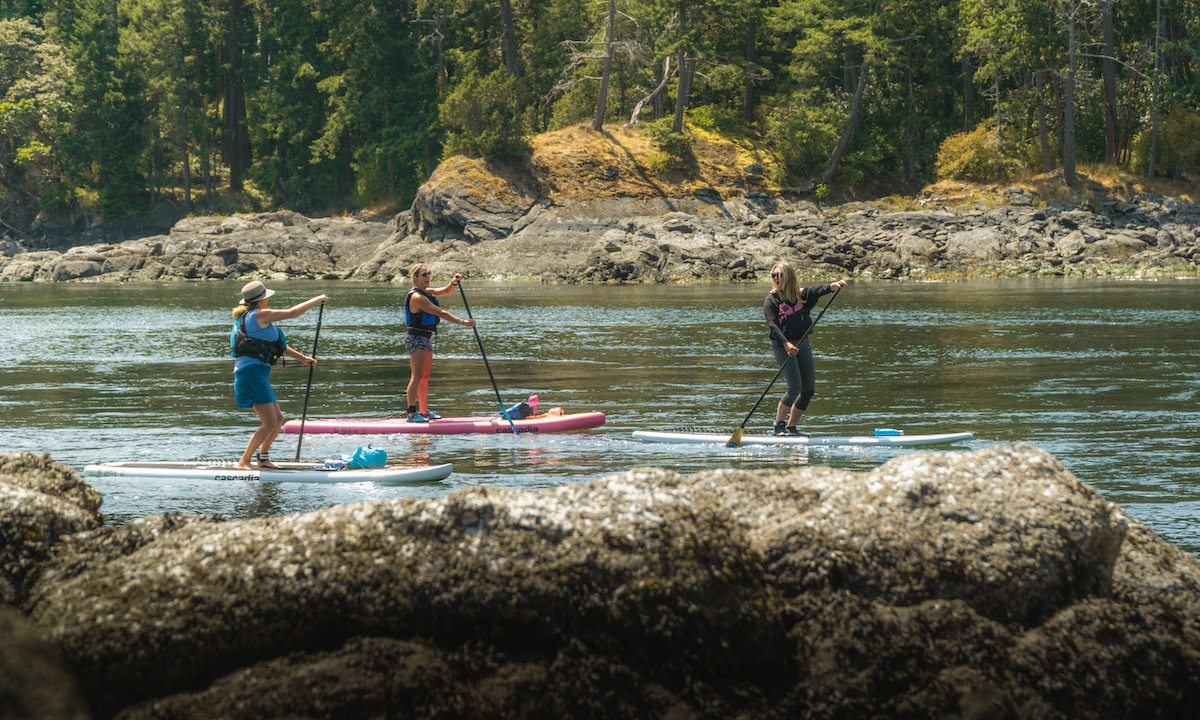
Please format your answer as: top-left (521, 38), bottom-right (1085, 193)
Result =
top-left (3, 446), bottom-right (1200, 719)
top-left (2, 179), bottom-right (1199, 283)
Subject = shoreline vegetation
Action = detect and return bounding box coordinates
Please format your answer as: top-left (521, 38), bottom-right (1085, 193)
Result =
top-left (2, 126), bottom-right (1199, 284)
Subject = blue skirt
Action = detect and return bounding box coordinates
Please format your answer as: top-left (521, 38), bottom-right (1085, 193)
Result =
top-left (234, 363), bottom-right (277, 409)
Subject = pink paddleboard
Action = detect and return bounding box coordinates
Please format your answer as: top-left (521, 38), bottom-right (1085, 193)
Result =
top-left (283, 410), bottom-right (605, 436)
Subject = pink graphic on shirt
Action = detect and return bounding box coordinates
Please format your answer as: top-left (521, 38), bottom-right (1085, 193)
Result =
top-left (778, 300), bottom-right (803, 322)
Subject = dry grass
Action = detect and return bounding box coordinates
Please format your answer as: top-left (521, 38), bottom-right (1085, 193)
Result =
top-left (432, 125), bottom-right (1199, 210)
top-left (923, 164), bottom-right (1199, 207)
top-left (521, 123), bottom-right (781, 201)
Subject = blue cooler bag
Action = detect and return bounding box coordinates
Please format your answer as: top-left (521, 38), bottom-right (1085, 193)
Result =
top-left (343, 445), bottom-right (387, 469)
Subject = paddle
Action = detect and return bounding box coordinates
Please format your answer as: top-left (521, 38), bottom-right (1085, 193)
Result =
top-left (294, 300), bottom-right (325, 461)
top-left (727, 286), bottom-right (841, 447)
top-left (458, 282), bottom-right (520, 435)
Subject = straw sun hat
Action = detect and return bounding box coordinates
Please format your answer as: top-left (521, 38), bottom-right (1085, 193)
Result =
top-left (239, 280), bottom-right (276, 305)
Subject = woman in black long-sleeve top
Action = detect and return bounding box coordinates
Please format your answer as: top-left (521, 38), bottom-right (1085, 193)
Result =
top-left (764, 262), bottom-right (847, 436)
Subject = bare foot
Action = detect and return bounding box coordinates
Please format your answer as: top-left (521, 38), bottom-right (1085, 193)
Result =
top-left (237, 463), bottom-right (254, 470)
top-left (258, 459), bottom-right (280, 469)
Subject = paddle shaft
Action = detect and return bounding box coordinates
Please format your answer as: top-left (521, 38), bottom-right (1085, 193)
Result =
top-left (458, 283), bottom-right (520, 435)
top-left (731, 286), bottom-right (841, 437)
top-left (294, 301), bottom-right (324, 461)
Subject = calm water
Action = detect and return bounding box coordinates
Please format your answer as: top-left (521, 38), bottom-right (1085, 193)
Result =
top-left (2, 278), bottom-right (1198, 553)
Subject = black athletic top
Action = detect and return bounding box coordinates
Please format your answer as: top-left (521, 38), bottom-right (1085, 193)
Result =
top-left (764, 283), bottom-right (836, 345)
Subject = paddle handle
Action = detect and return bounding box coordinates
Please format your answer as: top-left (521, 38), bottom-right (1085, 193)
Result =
top-left (458, 282), bottom-right (520, 435)
top-left (732, 286), bottom-right (842, 434)
top-left (294, 300), bottom-right (324, 461)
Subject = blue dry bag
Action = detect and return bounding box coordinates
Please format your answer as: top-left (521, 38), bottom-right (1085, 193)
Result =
top-left (342, 445), bottom-right (387, 469)
top-left (498, 401), bottom-right (532, 420)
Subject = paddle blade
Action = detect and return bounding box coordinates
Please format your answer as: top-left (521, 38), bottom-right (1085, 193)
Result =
top-left (727, 427), bottom-right (745, 447)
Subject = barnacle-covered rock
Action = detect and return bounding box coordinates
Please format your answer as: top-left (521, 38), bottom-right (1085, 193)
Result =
top-left (8, 444), bottom-right (1200, 718)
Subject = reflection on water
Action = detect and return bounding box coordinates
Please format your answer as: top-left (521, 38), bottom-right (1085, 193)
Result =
top-left (1, 278), bottom-right (1198, 555)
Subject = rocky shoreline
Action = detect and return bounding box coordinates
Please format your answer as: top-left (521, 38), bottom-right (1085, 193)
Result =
top-left (2, 183), bottom-right (1199, 284)
top-left (4, 445), bottom-right (1200, 718)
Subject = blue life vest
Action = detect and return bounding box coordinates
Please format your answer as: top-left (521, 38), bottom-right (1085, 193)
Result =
top-left (230, 310), bottom-right (286, 365)
top-left (405, 288), bottom-right (439, 336)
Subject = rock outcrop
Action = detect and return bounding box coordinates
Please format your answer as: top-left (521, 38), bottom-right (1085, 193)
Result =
top-left (3, 445), bottom-right (1200, 718)
top-left (2, 184), bottom-right (1198, 283)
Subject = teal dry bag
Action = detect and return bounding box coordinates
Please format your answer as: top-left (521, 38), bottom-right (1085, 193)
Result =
top-left (343, 445), bottom-right (387, 469)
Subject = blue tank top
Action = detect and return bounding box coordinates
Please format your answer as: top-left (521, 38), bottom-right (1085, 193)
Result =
top-left (231, 310), bottom-right (284, 371)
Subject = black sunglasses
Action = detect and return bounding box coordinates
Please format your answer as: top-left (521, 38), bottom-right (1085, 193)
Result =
top-left (770, 272), bottom-right (782, 278)
top-left (417, 270), bottom-right (432, 277)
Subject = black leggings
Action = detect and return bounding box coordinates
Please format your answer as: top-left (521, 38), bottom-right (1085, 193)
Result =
top-left (771, 338), bottom-right (816, 411)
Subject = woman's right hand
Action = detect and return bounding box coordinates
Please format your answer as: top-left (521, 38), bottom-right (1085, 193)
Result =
top-left (785, 341), bottom-right (799, 356)
top-left (313, 294), bottom-right (328, 305)
top-left (463, 318), bottom-right (477, 329)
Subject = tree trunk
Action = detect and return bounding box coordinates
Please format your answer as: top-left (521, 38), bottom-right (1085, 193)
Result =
top-left (220, 0), bottom-right (250, 193)
top-left (821, 60), bottom-right (869, 185)
top-left (671, 55), bottom-right (696, 133)
top-left (905, 42), bottom-right (917, 183)
top-left (1101, 0), bottom-right (1118, 163)
top-left (182, 124), bottom-right (191, 213)
top-left (992, 71), bottom-right (1002, 141)
top-left (1063, 3), bottom-right (1078, 187)
top-left (1147, 0), bottom-right (1162, 178)
top-left (1035, 72), bottom-right (1052, 172)
top-left (961, 54), bottom-right (975, 130)
top-left (654, 59), bottom-right (665, 119)
top-left (223, 78), bottom-right (247, 192)
top-left (434, 10), bottom-right (447, 96)
top-left (592, 0), bottom-right (614, 130)
top-left (203, 131), bottom-right (212, 202)
top-left (630, 56), bottom-right (671, 125)
top-left (743, 12), bottom-right (757, 123)
top-left (498, 0), bottom-right (519, 78)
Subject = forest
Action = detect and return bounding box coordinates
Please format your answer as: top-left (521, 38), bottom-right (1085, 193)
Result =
top-left (0, 0), bottom-right (1197, 230)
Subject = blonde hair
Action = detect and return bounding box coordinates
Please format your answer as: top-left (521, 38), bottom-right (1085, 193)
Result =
top-left (409, 263), bottom-right (428, 282)
top-left (232, 304), bottom-right (252, 318)
top-left (771, 262), bottom-right (800, 304)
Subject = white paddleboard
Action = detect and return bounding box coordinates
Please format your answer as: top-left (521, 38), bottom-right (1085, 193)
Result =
top-left (83, 460), bottom-right (453, 484)
top-left (632, 430), bottom-right (974, 447)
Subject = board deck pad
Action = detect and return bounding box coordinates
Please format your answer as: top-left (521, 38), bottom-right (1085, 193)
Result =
top-left (631, 430), bottom-right (974, 447)
top-left (283, 409), bottom-right (606, 435)
top-left (83, 460), bottom-right (453, 484)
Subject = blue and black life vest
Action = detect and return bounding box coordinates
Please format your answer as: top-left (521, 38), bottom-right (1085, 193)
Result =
top-left (231, 311), bottom-right (286, 365)
top-left (405, 288), bottom-right (440, 336)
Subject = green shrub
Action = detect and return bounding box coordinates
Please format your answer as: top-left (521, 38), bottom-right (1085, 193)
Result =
top-left (548, 83), bottom-right (597, 130)
top-left (639, 117), bottom-right (694, 159)
top-left (763, 102), bottom-right (841, 179)
top-left (440, 69), bottom-right (531, 159)
top-left (1129, 104), bottom-right (1200, 177)
top-left (935, 123), bottom-right (1024, 182)
top-left (645, 151), bottom-right (685, 174)
top-left (688, 104), bottom-right (740, 132)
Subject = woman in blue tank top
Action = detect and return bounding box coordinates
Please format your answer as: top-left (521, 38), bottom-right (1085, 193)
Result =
top-left (231, 281), bottom-right (327, 469)
top-left (404, 264), bottom-right (475, 422)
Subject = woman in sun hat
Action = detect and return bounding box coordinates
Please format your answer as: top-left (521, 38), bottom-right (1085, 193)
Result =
top-left (403, 264), bottom-right (474, 422)
top-left (764, 262), bottom-right (847, 437)
top-left (231, 280), bottom-right (327, 469)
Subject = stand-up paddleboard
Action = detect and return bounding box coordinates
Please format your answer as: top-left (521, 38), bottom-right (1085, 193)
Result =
top-left (83, 460), bottom-right (453, 484)
top-left (283, 410), bottom-right (606, 436)
top-left (632, 429), bottom-right (974, 447)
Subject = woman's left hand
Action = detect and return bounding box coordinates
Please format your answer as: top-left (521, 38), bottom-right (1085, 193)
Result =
top-left (304, 356), bottom-right (317, 367)
top-left (832, 279), bottom-right (848, 289)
